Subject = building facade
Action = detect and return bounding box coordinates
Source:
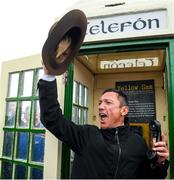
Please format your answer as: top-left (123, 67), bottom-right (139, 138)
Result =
top-left (0, 0), bottom-right (173, 178)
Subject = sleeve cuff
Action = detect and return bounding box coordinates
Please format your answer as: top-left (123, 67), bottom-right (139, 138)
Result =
top-left (41, 74), bottom-right (56, 82)
top-left (151, 159), bottom-right (169, 170)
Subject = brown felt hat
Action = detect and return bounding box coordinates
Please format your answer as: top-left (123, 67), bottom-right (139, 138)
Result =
top-left (42, 9), bottom-right (87, 75)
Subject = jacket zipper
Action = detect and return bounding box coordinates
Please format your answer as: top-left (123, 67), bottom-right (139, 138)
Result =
top-left (114, 128), bottom-right (122, 178)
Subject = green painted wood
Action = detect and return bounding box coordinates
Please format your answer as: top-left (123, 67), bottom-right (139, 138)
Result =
top-left (61, 63), bottom-right (74, 179)
top-left (166, 40), bottom-right (174, 178)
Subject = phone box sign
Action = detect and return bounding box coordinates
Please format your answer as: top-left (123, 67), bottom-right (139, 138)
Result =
top-left (115, 80), bottom-right (156, 123)
top-left (85, 10), bottom-right (167, 42)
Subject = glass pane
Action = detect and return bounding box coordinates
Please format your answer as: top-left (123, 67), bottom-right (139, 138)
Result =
top-left (3, 131), bottom-right (14, 157)
top-left (73, 81), bottom-right (79, 104)
top-left (72, 106), bottom-right (78, 124)
top-left (34, 69), bottom-right (44, 96)
top-left (1, 161), bottom-right (13, 179)
top-left (79, 84), bottom-right (84, 106)
top-left (37, 68), bottom-right (44, 80)
top-left (5, 102), bottom-right (16, 127)
top-left (84, 87), bottom-right (88, 107)
top-left (21, 71), bottom-right (33, 97)
top-left (70, 150), bottom-right (75, 163)
top-left (69, 150), bottom-right (75, 176)
top-left (16, 132), bottom-right (29, 160)
top-left (31, 133), bottom-right (45, 163)
top-left (30, 167), bottom-right (43, 179)
top-left (78, 108), bottom-right (83, 125)
top-left (8, 73), bottom-right (19, 97)
top-left (33, 100), bottom-right (44, 129)
top-left (18, 101), bottom-right (31, 128)
top-left (15, 164), bottom-right (27, 179)
top-left (83, 109), bottom-right (88, 124)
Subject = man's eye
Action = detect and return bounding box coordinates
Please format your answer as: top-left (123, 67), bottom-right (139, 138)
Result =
top-left (106, 101), bottom-right (112, 104)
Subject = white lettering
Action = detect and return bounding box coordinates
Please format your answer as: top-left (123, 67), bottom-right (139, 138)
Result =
top-left (100, 57), bottom-right (159, 69)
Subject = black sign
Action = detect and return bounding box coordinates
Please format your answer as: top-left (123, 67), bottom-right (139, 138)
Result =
top-left (116, 80), bottom-right (156, 123)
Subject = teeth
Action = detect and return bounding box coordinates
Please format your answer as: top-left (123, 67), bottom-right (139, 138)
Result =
top-left (99, 113), bottom-right (107, 118)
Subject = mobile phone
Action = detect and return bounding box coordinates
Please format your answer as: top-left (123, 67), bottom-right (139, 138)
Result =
top-left (147, 120), bottom-right (162, 162)
top-left (151, 119), bottom-right (162, 142)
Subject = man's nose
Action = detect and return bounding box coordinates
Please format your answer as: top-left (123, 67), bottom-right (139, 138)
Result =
top-left (98, 102), bottom-right (104, 110)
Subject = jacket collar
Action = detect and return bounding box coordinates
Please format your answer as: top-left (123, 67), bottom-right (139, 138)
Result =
top-left (100, 125), bottom-right (130, 142)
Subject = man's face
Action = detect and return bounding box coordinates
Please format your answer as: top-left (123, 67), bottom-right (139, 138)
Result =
top-left (98, 92), bottom-right (128, 129)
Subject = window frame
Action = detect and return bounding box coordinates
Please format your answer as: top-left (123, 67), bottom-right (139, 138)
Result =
top-left (1, 68), bottom-right (45, 179)
top-left (72, 80), bottom-right (89, 125)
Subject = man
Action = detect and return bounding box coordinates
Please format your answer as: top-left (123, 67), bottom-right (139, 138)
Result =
top-left (38, 66), bottom-right (169, 179)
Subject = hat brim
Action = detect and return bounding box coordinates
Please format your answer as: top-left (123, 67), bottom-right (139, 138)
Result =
top-left (42, 9), bottom-right (87, 75)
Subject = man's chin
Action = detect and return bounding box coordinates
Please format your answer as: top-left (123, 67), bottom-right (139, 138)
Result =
top-left (100, 122), bottom-right (108, 129)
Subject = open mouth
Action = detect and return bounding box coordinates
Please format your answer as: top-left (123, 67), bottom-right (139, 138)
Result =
top-left (99, 112), bottom-right (108, 120)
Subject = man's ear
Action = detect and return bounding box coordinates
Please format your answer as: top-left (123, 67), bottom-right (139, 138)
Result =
top-left (121, 106), bottom-right (129, 116)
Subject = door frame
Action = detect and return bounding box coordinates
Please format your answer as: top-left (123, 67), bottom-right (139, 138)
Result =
top-left (62, 37), bottom-right (174, 178)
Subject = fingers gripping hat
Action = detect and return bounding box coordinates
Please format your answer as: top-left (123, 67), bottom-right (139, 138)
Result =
top-left (42, 9), bottom-right (87, 75)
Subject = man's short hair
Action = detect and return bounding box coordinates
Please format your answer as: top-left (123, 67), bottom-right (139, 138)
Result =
top-left (102, 88), bottom-right (128, 107)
